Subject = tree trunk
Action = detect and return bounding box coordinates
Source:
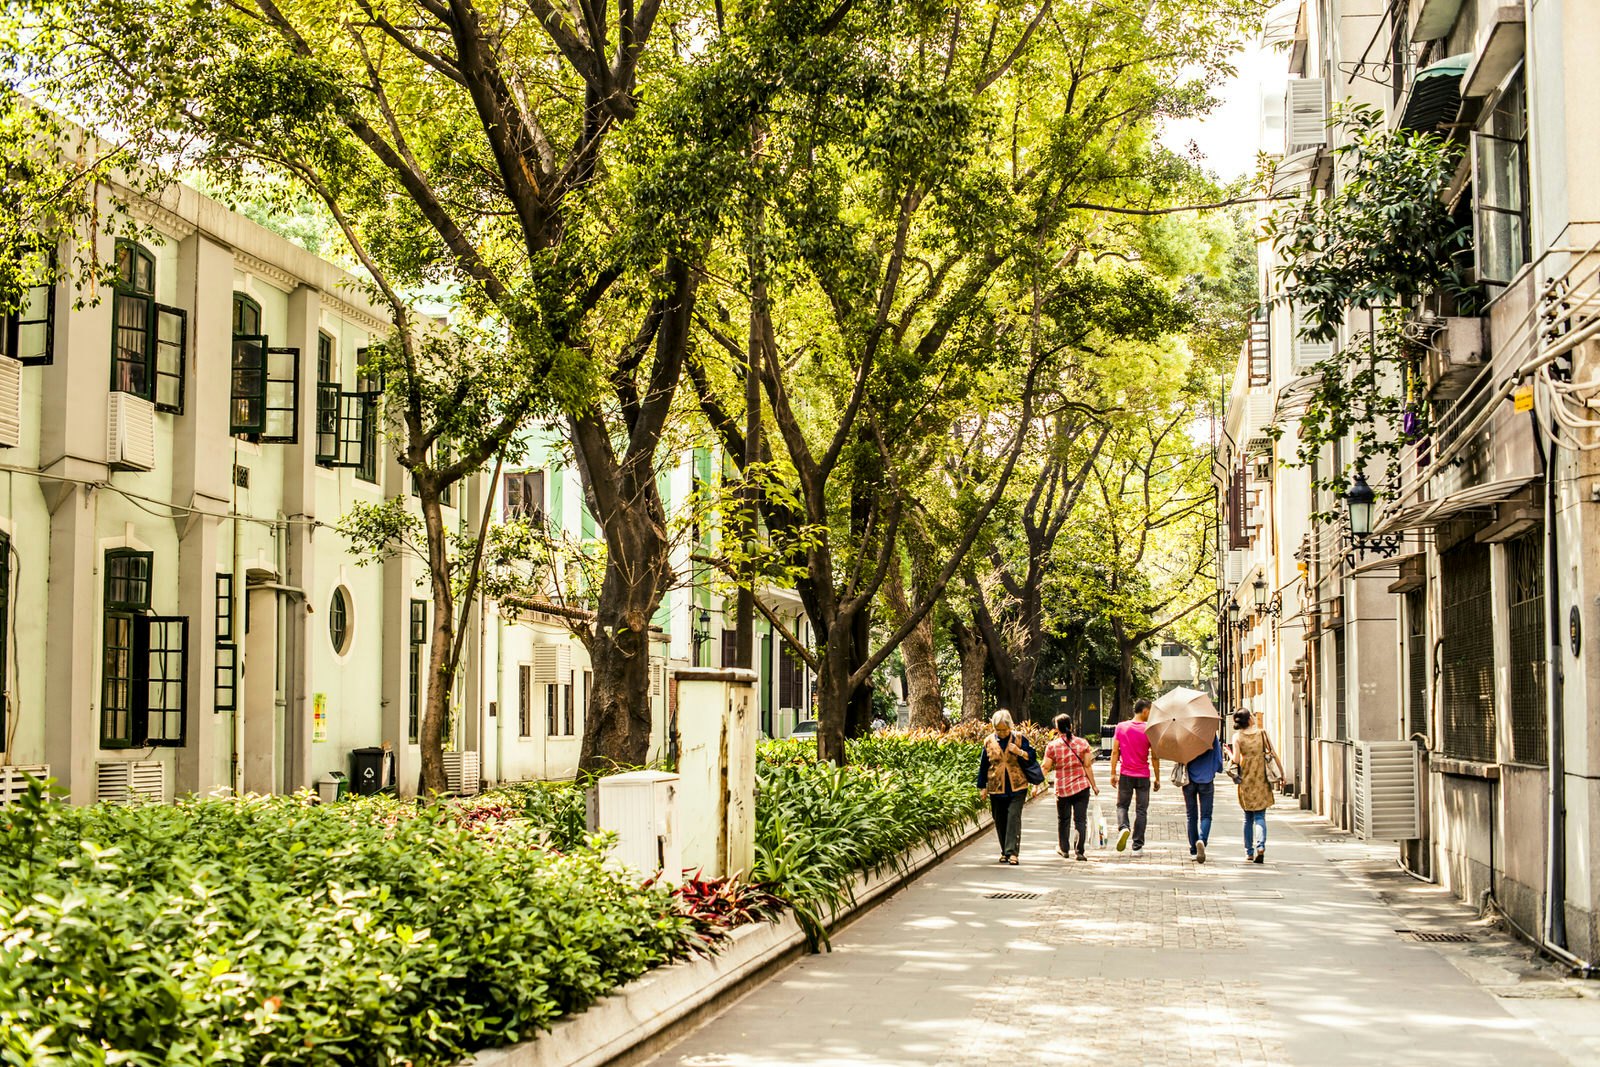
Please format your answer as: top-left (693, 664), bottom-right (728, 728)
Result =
top-left (951, 616), bottom-right (988, 723)
top-left (884, 564), bottom-right (944, 729)
top-left (1114, 627), bottom-right (1137, 725)
top-left (418, 481), bottom-right (456, 796)
top-left (816, 626), bottom-right (853, 764)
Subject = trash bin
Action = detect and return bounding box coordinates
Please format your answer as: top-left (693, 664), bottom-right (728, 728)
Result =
top-left (349, 747), bottom-right (388, 796)
top-left (317, 771), bottom-right (348, 804)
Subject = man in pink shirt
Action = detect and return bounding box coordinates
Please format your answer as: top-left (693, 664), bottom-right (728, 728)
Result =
top-left (1109, 698), bottom-right (1161, 852)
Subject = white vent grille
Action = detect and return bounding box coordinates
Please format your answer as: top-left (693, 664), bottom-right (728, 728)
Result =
top-left (530, 643), bottom-right (572, 685)
top-left (96, 759), bottom-right (166, 804)
top-left (107, 392), bottom-right (157, 471)
top-left (1224, 549), bottom-right (1247, 588)
top-left (1353, 741), bottom-right (1420, 840)
top-left (1244, 392), bottom-right (1275, 455)
top-left (0, 764), bottom-right (50, 805)
top-left (443, 750), bottom-right (480, 796)
top-left (1285, 78), bottom-right (1328, 155)
top-left (1291, 307), bottom-right (1335, 373)
top-left (0, 356), bottom-right (21, 448)
top-left (650, 656), bottom-right (666, 696)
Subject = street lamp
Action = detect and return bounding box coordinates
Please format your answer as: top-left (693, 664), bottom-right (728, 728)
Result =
top-left (1342, 472), bottom-right (1401, 566)
top-left (1252, 576), bottom-right (1268, 611)
top-left (692, 608), bottom-right (712, 666)
top-left (1227, 600), bottom-right (1240, 626)
top-left (1345, 473), bottom-right (1376, 536)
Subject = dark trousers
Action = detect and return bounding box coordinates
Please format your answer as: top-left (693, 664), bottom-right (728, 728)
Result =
top-left (990, 791), bottom-right (1025, 856)
top-left (1183, 781), bottom-right (1215, 850)
top-left (1116, 776), bottom-right (1151, 847)
top-left (1056, 789), bottom-right (1091, 854)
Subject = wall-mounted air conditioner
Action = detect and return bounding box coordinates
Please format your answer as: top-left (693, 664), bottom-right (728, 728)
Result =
top-left (1423, 316), bottom-right (1486, 402)
top-left (1225, 549), bottom-right (1248, 588)
top-left (107, 392), bottom-right (157, 471)
top-left (1291, 307), bottom-right (1335, 373)
top-left (0, 356), bottom-right (22, 448)
top-left (1352, 741), bottom-right (1421, 840)
top-left (96, 759), bottom-right (166, 804)
top-left (1284, 78), bottom-right (1328, 155)
top-left (443, 750), bottom-right (481, 796)
top-left (530, 642), bottom-right (573, 685)
top-left (0, 764), bottom-right (50, 805)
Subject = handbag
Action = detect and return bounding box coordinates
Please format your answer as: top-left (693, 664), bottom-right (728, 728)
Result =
top-left (1169, 760), bottom-right (1189, 787)
top-left (1023, 752), bottom-right (1045, 786)
top-left (1091, 798), bottom-right (1108, 848)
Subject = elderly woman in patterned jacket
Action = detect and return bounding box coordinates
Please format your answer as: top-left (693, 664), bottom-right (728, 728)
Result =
top-left (976, 709), bottom-right (1038, 865)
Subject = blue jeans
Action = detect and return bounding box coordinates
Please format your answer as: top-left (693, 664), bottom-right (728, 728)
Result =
top-left (1183, 782), bottom-right (1214, 850)
top-left (1244, 809), bottom-right (1268, 855)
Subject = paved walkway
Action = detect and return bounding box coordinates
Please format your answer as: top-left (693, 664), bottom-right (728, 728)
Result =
top-left (648, 787), bottom-right (1600, 1066)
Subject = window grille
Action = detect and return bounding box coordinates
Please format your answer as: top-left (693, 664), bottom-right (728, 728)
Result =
top-left (1247, 318), bottom-right (1270, 386)
top-left (1507, 533), bottom-right (1547, 764)
top-left (1333, 627), bottom-right (1348, 740)
top-left (1440, 540), bottom-right (1496, 762)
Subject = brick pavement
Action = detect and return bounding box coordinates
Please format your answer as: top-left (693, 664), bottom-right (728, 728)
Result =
top-left (646, 787), bottom-right (1593, 1066)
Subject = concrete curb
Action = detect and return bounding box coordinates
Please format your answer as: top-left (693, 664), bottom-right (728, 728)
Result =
top-left (467, 806), bottom-right (1002, 1067)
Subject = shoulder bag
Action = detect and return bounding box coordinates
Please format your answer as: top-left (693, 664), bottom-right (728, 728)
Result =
top-left (1169, 760), bottom-right (1189, 787)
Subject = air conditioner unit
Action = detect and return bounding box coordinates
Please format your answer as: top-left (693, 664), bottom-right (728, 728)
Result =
top-left (0, 356), bottom-right (22, 448)
top-left (442, 750), bottom-right (480, 796)
top-left (1284, 78), bottom-right (1328, 155)
top-left (96, 759), bottom-right (166, 804)
top-left (1352, 740), bottom-right (1421, 840)
top-left (0, 764), bottom-right (50, 805)
top-left (107, 391), bottom-right (157, 471)
top-left (1291, 307), bottom-right (1335, 373)
top-left (530, 642), bottom-right (573, 685)
top-left (1225, 549), bottom-right (1248, 587)
top-left (1423, 316), bottom-right (1487, 402)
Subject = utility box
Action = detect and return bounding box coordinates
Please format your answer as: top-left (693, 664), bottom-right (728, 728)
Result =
top-left (597, 769), bottom-right (681, 885)
top-left (675, 667), bottom-right (759, 879)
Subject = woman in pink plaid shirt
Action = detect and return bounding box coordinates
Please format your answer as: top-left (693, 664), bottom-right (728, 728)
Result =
top-left (1042, 714), bottom-right (1099, 860)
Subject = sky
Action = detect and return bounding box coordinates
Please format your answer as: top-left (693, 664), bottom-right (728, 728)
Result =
top-left (1162, 42), bottom-right (1288, 183)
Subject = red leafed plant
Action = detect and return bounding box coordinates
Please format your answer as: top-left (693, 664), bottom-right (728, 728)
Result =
top-left (666, 872), bottom-right (785, 950)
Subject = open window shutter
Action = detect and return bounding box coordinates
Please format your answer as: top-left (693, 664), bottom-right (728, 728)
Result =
top-left (153, 304), bottom-right (186, 414)
top-left (529, 470), bottom-right (546, 522)
top-left (316, 382), bottom-right (342, 463)
top-left (11, 278), bottom-right (55, 366)
top-left (112, 288), bottom-right (155, 398)
top-left (333, 391), bottom-right (369, 467)
top-left (137, 616), bottom-right (188, 747)
top-left (262, 347), bottom-right (300, 443)
top-left (230, 334), bottom-right (268, 434)
top-left (505, 474), bottom-right (524, 520)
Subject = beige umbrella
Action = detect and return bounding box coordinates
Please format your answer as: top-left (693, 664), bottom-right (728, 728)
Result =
top-left (1144, 687), bottom-right (1220, 763)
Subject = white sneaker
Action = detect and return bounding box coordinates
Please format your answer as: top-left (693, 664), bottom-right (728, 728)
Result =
top-left (1116, 827), bottom-right (1131, 852)
top-left (1195, 840), bottom-right (1207, 864)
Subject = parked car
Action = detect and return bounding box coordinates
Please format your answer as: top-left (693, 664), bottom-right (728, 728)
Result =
top-left (791, 719), bottom-right (819, 738)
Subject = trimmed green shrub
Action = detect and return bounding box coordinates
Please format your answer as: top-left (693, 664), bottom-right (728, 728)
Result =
top-left (753, 733), bottom-right (985, 948)
top-left (0, 784), bottom-right (689, 1066)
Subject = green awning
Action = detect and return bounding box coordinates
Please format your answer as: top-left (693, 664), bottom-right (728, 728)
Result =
top-left (1399, 54), bottom-right (1471, 132)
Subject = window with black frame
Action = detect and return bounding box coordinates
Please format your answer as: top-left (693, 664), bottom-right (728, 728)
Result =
top-left (110, 242), bottom-right (187, 412)
top-left (1473, 69), bottom-right (1529, 287)
top-left (230, 292), bottom-right (299, 441)
top-left (2, 248), bottom-right (56, 366)
top-left (215, 573), bottom-right (236, 713)
top-left (100, 549), bottom-right (188, 748)
top-left (408, 599), bottom-right (426, 744)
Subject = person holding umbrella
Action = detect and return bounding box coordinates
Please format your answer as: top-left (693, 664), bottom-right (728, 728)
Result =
top-left (1144, 687), bottom-right (1225, 861)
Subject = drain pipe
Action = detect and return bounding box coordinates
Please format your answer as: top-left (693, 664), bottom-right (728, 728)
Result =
top-left (1540, 425), bottom-right (1574, 960)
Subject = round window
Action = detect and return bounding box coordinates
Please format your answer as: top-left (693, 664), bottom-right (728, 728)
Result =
top-left (329, 586), bottom-right (351, 654)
